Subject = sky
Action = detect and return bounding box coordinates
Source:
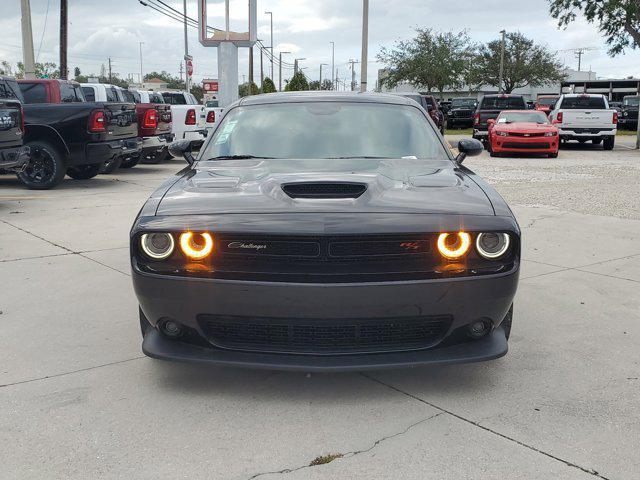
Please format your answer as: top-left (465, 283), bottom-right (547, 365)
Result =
top-left (1, 0), bottom-right (639, 90)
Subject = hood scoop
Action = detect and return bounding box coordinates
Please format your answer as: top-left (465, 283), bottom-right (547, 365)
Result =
top-left (282, 182), bottom-right (367, 199)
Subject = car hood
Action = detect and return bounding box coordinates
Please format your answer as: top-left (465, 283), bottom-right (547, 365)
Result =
top-left (495, 122), bottom-right (555, 132)
top-left (155, 158), bottom-right (495, 216)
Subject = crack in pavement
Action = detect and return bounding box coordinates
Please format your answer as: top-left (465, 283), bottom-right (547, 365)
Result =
top-left (360, 373), bottom-right (612, 480)
top-left (0, 356), bottom-right (145, 389)
top-left (246, 412), bottom-right (444, 479)
top-left (0, 246), bottom-right (128, 264)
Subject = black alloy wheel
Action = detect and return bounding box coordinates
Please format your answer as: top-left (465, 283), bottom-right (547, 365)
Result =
top-left (17, 140), bottom-right (66, 190)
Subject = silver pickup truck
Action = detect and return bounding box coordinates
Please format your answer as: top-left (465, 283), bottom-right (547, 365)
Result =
top-left (549, 94), bottom-right (617, 150)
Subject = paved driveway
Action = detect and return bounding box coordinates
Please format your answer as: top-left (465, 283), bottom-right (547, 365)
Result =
top-left (1, 144), bottom-right (639, 480)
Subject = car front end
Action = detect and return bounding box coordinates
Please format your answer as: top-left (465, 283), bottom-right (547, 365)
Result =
top-left (490, 127), bottom-right (559, 155)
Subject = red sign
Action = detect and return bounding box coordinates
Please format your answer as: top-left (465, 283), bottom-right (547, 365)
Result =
top-left (186, 60), bottom-right (193, 77)
top-left (203, 80), bottom-right (219, 92)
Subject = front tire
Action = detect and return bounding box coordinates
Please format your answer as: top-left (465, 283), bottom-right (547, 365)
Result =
top-left (17, 140), bottom-right (66, 190)
top-left (603, 136), bottom-right (615, 150)
top-left (66, 162), bottom-right (104, 180)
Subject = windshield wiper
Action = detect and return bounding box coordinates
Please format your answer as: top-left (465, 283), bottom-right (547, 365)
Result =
top-left (209, 155), bottom-right (277, 160)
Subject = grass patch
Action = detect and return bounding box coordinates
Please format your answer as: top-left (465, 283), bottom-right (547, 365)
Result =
top-left (445, 128), bottom-right (473, 136)
top-left (309, 453), bottom-right (344, 466)
top-left (617, 129), bottom-right (638, 136)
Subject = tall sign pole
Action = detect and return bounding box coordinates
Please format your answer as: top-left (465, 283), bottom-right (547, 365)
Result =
top-left (60, 0), bottom-right (68, 79)
top-left (360, 0), bottom-right (369, 92)
top-left (20, 0), bottom-right (36, 79)
top-left (498, 30), bottom-right (506, 94)
top-left (183, 0), bottom-right (190, 91)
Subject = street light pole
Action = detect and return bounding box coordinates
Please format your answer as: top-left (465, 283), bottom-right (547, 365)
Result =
top-left (360, 0), bottom-right (369, 92)
top-left (294, 58), bottom-right (306, 75)
top-left (498, 29), bottom-right (506, 94)
top-left (265, 11), bottom-right (273, 80)
top-left (183, 0), bottom-right (190, 91)
top-left (319, 63), bottom-right (327, 89)
top-left (330, 41), bottom-right (335, 90)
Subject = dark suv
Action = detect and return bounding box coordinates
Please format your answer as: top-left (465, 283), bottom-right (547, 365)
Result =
top-left (619, 95), bottom-right (638, 130)
top-left (446, 97), bottom-right (478, 129)
top-left (473, 94), bottom-right (527, 143)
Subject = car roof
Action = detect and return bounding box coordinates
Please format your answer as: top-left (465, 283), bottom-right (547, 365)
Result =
top-left (561, 93), bottom-right (605, 97)
top-left (483, 94), bottom-right (524, 98)
top-left (499, 110), bottom-right (541, 113)
top-left (237, 91), bottom-right (417, 107)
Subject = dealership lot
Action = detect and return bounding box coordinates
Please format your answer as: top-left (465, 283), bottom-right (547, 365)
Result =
top-left (1, 138), bottom-right (639, 479)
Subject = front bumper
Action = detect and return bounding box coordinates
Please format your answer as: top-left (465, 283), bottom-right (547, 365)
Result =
top-left (133, 266), bottom-right (519, 371)
top-left (491, 135), bottom-right (559, 154)
top-left (83, 137), bottom-right (143, 165)
top-left (0, 145), bottom-right (29, 171)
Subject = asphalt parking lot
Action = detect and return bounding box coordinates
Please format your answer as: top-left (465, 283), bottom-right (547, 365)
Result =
top-left (1, 137), bottom-right (639, 480)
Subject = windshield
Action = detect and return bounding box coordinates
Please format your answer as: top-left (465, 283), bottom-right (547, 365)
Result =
top-left (560, 96), bottom-right (607, 109)
top-left (537, 97), bottom-right (558, 106)
top-left (623, 96), bottom-right (639, 106)
top-left (452, 98), bottom-right (476, 108)
top-left (162, 93), bottom-right (187, 105)
top-left (200, 102), bottom-right (446, 160)
top-left (480, 96), bottom-right (526, 110)
top-left (497, 111), bottom-right (549, 124)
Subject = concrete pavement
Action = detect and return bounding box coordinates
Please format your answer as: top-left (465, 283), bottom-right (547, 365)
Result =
top-left (1, 145), bottom-right (639, 479)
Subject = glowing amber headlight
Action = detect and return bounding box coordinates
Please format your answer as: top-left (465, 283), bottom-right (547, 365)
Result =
top-left (437, 232), bottom-right (471, 259)
top-left (179, 232), bottom-right (214, 259)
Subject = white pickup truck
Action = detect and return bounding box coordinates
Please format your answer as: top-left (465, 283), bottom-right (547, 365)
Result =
top-left (549, 94), bottom-right (618, 150)
top-left (159, 91), bottom-right (220, 151)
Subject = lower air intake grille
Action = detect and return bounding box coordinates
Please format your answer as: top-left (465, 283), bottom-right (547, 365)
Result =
top-left (502, 142), bottom-right (550, 149)
top-left (198, 315), bottom-right (452, 354)
top-left (282, 182), bottom-right (367, 199)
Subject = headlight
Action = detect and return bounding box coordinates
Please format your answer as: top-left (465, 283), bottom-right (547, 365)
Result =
top-left (623, 111), bottom-right (628, 117)
top-left (544, 131), bottom-right (557, 137)
top-left (476, 232), bottom-right (510, 259)
top-left (437, 232), bottom-right (471, 259)
top-left (140, 233), bottom-right (175, 260)
top-left (496, 131), bottom-right (509, 137)
top-left (180, 232), bottom-right (214, 259)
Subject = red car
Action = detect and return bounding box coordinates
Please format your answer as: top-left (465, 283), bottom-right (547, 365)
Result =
top-left (487, 110), bottom-right (559, 158)
top-left (535, 95), bottom-right (559, 115)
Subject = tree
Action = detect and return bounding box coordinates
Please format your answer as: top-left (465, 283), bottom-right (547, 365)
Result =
top-left (469, 32), bottom-right (565, 93)
top-left (285, 71), bottom-right (309, 91)
top-left (549, 0), bottom-right (640, 55)
top-left (143, 71), bottom-right (185, 90)
top-left (377, 29), bottom-right (474, 97)
top-left (15, 61), bottom-right (59, 79)
top-left (321, 79), bottom-right (333, 91)
top-left (308, 80), bottom-right (321, 90)
top-left (74, 66), bottom-right (81, 78)
top-left (262, 77), bottom-right (276, 93)
top-left (190, 85), bottom-right (204, 102)
top-left (239, 81), bottom-right (260, 97)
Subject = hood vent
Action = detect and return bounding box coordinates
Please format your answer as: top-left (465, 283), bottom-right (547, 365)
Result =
top-left (282, 182), bottom-right (367, 199)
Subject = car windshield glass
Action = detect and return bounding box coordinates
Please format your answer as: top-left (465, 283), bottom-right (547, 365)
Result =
top-left (121, 89), bottom-right (136, 102)
top-left (149, 92), bottom-right (164, 103)
top-left (623, 97), bottom-right (639, 106)
top-left (452, 99), bottom-right (476, 107)
top-left (537, 97), bottom-right (558, 106)
top-left (560, 96), bottom-right (607, 109)
top-left (162, 93), bottom-right (186, 105)
top-left (60, 82), bottom-right (85, 102)
top-left (105, 87), bottom-right (119, 102)
top-left (19, 82), bottom-right (47, 103)
top-left (200, 102), bottom-right (446, 160)
top-left (497, 112), bottom-right (549, 124)
top-left (480, 97), bottom-right (525, 109)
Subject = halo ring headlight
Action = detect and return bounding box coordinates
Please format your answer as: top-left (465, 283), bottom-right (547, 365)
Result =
top-left (140, 233), bottom-right (175, 260)
top-left (476, 232), bottom-right (510, 259)
top-left (437, 232), bottom-right (471, 259)
top-left (180, 232), bottom-right (214, 259)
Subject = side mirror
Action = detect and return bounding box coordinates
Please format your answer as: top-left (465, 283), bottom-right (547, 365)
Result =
top-left (168, 140), bottom-right (196, 165)
top-left (456, 138), bottom-right (484, 163)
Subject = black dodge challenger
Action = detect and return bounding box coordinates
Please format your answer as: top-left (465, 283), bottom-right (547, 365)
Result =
top-left (131, 92), bottom-right (520, 371)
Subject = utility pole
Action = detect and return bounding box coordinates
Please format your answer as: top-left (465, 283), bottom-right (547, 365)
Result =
top-left (249, 46), bottom-right (254, 85)
top-left (330, 41), bottom-right (335, 90)
top-left (319, 63), bottom-right (327, 89)
top-left (348, 59), bottom-right (359, 91)
top-left (108, 57), bottom-right (112, 83)
top-left (59, 0), bottom-right (68, 79)
top-left (335, 67), bottom-right (339, 91)
top-left (183, 0), bottom-right (190, 91)
top-left (260, 48), bottom-right (264, 87)
top-left (20, 0), bottom-right (36, 79)
top-left (294, 58), bottom-right (305, 75)
top-left (265, 11), bottom-right (273, 80)
top-left (139, 42), bottom-right (144, 86)
top-left (360, 0), bottom-right (369, 92)
top-left (498, 29), bottom-right (506, 94)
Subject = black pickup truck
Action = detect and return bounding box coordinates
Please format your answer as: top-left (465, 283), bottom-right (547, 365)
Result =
top-left (10, 78), bottom-right (141, 189)
top-left (473, 94), bottom-right (527, 144)
top-left (0, 78), bottom-right (29, 174)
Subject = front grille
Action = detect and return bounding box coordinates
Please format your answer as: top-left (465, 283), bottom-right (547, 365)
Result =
top-left (502, 142), bottom-right (550, 149)
top-left (329, 239), bottom-right (429, 257)
top-left (453, 109), bottom-right (472, 118)
top-left (282, 182), bottom-right (367, 199)
top-left (198, 315), bottom-right (452, 354)
top-left (508, 132), bottom-right (546, 137)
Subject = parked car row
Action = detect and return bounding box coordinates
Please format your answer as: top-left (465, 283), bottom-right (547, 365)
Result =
top-left (0, 77), bottom-right (221, 189)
